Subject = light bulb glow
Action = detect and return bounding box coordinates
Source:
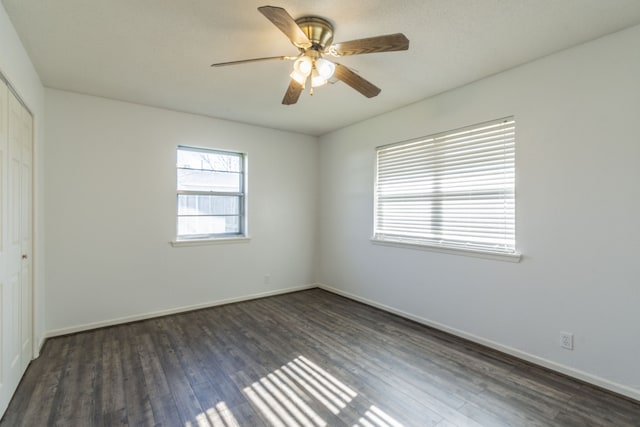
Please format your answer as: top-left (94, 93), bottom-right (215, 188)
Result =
top-left (311, 69), bottom-right (328, 87)
top-left (290, 57), bottom-right (313, 86)
top-left (294, 57), bottom-right (313, 75)
top-left (291, 56), bottom-right (334, 89)
top-left (290, 70), bottom-right (306, 85)
top-left (315, 58), bottom-right (335, 79)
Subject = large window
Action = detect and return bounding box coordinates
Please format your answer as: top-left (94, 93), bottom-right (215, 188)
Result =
top-left (374, 117), bottom-right (516, 256)
top-left (176, 146), bottom-right (246, 240)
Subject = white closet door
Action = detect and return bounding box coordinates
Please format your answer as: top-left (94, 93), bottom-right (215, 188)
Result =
top-left (0, 80), bottom-right (33, 416)
top-left (0, 79), bottom-right (8, 416)
top-left (19, 101), bottom-right (33, 373)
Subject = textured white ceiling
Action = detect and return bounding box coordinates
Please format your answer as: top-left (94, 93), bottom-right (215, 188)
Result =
top-left (4, 0), bottom-right (640, 136)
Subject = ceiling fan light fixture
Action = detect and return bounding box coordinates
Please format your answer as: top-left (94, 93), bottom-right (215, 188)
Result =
top-left (213, 6), bottom-right (410, 105)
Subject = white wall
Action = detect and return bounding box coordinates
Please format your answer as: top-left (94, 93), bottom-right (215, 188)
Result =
top-left (317, 25), bottom-right (640, 399)
top-left (0, 2), bottom-right (46, 353)
top-left (44, 90), bottom-right (318, 333)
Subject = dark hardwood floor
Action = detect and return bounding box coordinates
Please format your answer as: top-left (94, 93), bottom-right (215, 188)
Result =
top-left (2, 289), bottom-right (639, 426)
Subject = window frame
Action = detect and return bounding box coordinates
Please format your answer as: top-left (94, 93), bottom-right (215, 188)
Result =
top-left (173, 145), bottom-right (248, 244)
top-left (372, 117), bottom-right (520, 262)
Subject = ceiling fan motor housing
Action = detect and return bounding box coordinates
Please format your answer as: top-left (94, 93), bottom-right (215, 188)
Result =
top-left (295, 17), bottom-right (334, 50)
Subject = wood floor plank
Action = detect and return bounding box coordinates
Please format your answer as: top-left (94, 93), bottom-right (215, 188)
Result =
top-left (2, 289), bottom-right (639, 426)
top-left (50, 332), bottom-right (91, 425)
top-left (149, 321), bottom-right (206, 425)
top-left (136, 332), bottom-right (182, 427)
top-left (75, 327), bottom-right (104, 425)
top-left (100, 327), bottom-right (128, 426)
top-left (180, 318), bottom-right (249, 410)
top-left (120, 324), bottom-right (155, 426)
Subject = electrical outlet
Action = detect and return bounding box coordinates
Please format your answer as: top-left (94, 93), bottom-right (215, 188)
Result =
top-left (264, 274), bottom-right (271, 285)
top-left (560, 332), bottom-right (574, 350)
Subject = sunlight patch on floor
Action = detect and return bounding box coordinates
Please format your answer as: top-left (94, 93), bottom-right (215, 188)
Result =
top-left (353, 405), bottom-right (404, 427)
top-left (188, 401), bottom-right (240, 427)
top-left (243, 355), bottom-right (404, 427)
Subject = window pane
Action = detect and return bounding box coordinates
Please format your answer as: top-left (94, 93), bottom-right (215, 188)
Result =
top-left (177, 148), bottom-right (241, 172)
top-left (176, 146), bottom-right (245, 240)
top-left (178, 215), bottom-right (240, 237)
top-left (177, 169), bottom-right (241, 192)
top-left (177, 195), bottom-right (240, 216)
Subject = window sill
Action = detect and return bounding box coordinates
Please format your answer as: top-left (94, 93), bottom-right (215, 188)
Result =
top-left (170, 236), bottom-right (251, 247)
top-left (370, 238), bottom-right (521, 263)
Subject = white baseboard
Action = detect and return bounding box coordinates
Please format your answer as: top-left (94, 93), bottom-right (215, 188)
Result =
top-left (316, 283), bottom-right (640, 402)
top-left (44, 284), bottom-right (317, 339)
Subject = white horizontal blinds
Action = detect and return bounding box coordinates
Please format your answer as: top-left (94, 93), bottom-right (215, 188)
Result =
top-left (375, 118), bottom-right (515, 254)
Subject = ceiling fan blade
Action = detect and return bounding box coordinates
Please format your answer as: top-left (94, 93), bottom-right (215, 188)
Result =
top-left (333, 64), bottom-right (381, 98)
top-left (328, 33), bottom-right (409, 57)
top-left (282, 79), bottom-right (304, 105)
top-left (211, 55), bottom-right (295, 67)
top-left (258, 6), bottom-right (312, 49)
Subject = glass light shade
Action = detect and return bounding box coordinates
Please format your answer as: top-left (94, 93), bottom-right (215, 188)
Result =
top-left (294, 57), bottom-right (313, 75)
top-left (315, 58), bottom-right (335, 79)
top-left (291, 56), bottom-right (313, 86)
top-left (290, 70), bottom-right (307, 85)
top-left (311, 69), bottom-right (328, 87)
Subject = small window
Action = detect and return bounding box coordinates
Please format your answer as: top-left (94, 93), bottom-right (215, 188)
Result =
top-left (176, 146), bottom-right (246, 240)
top-left (374, 117), bottom-right (516, 255)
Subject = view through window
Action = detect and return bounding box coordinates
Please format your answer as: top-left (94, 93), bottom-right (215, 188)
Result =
top-left (176, 146), bottom-right (246, 240)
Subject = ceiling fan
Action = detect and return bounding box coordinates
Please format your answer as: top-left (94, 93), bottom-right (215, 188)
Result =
top-left (211, 5), bottom-right (410, 105)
